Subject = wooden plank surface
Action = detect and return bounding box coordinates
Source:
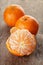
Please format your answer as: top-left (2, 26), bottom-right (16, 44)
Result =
top-left (0, 0), bottom-right (43, 65)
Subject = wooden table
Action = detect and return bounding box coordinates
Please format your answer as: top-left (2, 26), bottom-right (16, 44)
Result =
top-left (0, 0), bottom-right (43, 65)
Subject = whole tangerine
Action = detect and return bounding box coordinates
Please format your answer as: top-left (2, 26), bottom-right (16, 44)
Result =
top-left (15, 15), bottom-right (39, 35)
top-left (3, 5), bottom-right (25, 27)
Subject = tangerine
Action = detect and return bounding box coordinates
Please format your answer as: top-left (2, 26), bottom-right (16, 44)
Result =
top-left (6, 28), bottom-right (36, 56)
top-left (4, 5), bottom-right (25, 27)
top-left (15, 15), bottom-right (39, 35)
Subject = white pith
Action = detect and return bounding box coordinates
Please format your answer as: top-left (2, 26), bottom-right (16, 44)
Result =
top-left (8, 29), bottom-right (36, 55)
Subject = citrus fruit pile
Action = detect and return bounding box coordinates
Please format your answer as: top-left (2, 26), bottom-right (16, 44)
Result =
top-left (3, 5), bottom-right (39, 56)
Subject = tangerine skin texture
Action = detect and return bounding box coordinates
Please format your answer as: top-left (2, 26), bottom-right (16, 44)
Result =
top-left (15, 15), bottom-right (39, 35)
top-left (4, 5), bottom-right (25, 27)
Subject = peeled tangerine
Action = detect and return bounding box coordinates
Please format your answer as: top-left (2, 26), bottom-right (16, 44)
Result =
top-left (6, 28), bottom-right (36, 56)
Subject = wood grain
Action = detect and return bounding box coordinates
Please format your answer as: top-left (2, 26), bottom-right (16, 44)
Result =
top-left (0, 0), bottom-right (43, 65)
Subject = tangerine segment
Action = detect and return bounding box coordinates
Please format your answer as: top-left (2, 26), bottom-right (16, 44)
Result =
top-left (4, 5), bottom-right (25, 27)
top-left (6, 39), bottom-right (23, 56)
top-left (6, 29), bottom-right (36, 56)
top-left (15, 15), bottom-right (39, 35)
top-left (10, 27), bottom-right (19, 34)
